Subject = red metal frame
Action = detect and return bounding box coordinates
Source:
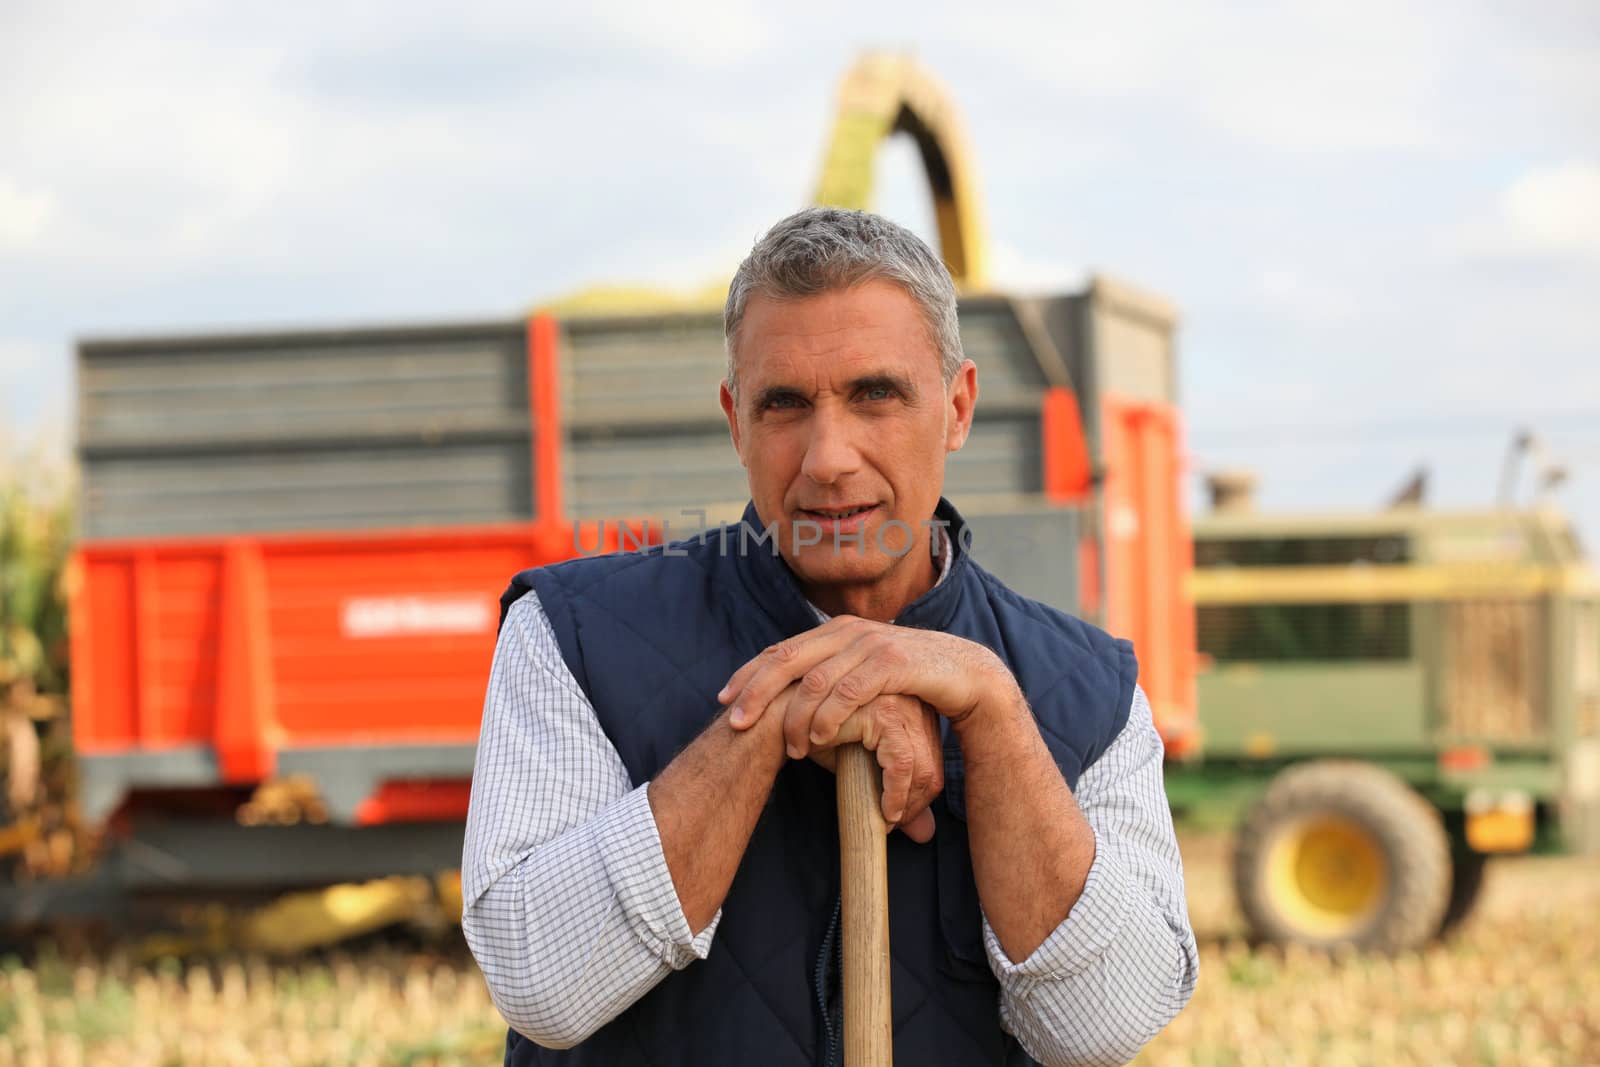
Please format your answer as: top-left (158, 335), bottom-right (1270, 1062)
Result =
top-left (355, 780), bottom-right (475, 826)
top-left (70, 315), bottom-right (679, 824)
top-left (1078, 537), bottom-right (1102, 622)
top-left (529, 313), bottom-right (569, 560)
top-left (1041, 387), bottom-right (1092, 503)
top-left (1098, 394), bottom-right (1199, 758)
top-left (70, 313), bottom-right (1200, 828)
top-left (213, 541), bottom-right (277, 783)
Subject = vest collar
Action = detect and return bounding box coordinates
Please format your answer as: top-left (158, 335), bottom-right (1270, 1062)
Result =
top-left (733, 497), bottom-right (971, 637)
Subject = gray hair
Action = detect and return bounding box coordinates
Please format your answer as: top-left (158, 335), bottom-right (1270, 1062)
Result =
top-left (723, 207), bottom-right (963, 394)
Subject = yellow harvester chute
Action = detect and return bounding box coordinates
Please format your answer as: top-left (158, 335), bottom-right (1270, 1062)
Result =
top-left (544, 51), bottom-right (990, 315)
top-left (813, 52), bottom-right (989, 291)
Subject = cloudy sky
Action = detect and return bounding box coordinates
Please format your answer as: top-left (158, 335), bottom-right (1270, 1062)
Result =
top-left (3, 1), bottom-right (1598, 542)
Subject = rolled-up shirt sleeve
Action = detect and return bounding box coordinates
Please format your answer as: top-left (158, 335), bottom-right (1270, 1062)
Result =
top-left (983, 685), bottom-right (1199, 1067)
top-left (461, 592), bottom-right (719, 1049)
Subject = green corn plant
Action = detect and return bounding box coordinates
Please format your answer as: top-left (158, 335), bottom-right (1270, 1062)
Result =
top-left (1, 480), bottom-right (73, 693)
top-left (0, 440), bottom-right (78, 874)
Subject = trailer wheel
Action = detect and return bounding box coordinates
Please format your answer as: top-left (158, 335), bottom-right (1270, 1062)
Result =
top-left (1233, 761), bottom-right (1451, 951)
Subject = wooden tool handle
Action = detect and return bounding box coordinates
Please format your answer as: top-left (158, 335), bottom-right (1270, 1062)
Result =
top-left (837, 742), bottom-right (893, 1067)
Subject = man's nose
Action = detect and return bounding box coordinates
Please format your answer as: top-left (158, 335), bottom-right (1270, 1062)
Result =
top-left (800, 411), bottom-right (862, 486)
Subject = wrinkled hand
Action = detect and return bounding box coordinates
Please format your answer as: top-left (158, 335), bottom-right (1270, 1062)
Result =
top-left (720, 615), bottom-right (1012, 745)
top-left (807, 693), bottom-right (943, 843)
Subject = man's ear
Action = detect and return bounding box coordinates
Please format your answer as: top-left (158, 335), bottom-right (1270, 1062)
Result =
top-left (945, 360), bottom-right (978, 453)
top-left (720, 380), bottom-right (746, 466)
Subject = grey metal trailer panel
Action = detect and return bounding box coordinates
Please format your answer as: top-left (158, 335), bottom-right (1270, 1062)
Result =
top-left (74, 290), bottom-right (1148, 539)
top-left (557, 300), bottom-right (1053, 519)
top-left (79, 322), bottom-right (530, 448)
top-left (82, 439), bottom-right (534, 538)
top-left (78, 321), bottom-right (534, 539)
top-left (964, 504), bottom-right (1084, 614)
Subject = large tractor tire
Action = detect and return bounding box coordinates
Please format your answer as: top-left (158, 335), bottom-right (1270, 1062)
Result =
top-left (1233, 761), bottom-right (1451, 952)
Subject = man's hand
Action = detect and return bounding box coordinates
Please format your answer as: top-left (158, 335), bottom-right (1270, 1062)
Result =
top-left (720, 615), bottom-right (1016, 746)
top-left (808, 694), bottom-right (943, 843)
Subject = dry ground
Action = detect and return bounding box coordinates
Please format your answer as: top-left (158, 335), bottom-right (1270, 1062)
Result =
top-left (1137, 833), bottom-right (1600, 1067)
top-left (1, 833), bottom-right (1597, 1066)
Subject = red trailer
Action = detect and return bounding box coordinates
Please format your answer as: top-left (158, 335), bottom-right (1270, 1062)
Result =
top-left (32, 283), bottom-right (1193, 915)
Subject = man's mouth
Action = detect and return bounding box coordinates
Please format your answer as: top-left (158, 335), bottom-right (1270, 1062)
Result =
top-left (796, 504), bottom-right (879, 536)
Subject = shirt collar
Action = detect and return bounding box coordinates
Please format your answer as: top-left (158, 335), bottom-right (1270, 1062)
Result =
top-left (804, 526), bottom-right (953, 624)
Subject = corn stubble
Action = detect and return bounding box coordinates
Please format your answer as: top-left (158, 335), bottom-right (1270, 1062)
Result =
top-left (1135, 836), bottom-right (1600, 1066)
top-left (0, 839), bottom-right (1592, 1067)
top-left (0, 948), bottom-right (505, 1067)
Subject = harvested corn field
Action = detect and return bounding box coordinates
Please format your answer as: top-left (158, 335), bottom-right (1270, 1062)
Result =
top-left (1138, 834), bottom-right (1600, 1067)
top-left (1, 833), bottom-right (1597, 1067)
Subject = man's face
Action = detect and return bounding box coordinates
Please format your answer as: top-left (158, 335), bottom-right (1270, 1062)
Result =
top-left (719, 279), bottom-right (977, 608)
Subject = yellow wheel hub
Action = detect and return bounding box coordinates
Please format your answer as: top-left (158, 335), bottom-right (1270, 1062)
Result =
top-left (1265, 815), bottom-right (1389, 939)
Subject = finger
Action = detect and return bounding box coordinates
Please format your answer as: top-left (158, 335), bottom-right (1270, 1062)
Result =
top-left (718, 615), bottom-right (858, 706)
top-left (782, 636), bottom-right (877, 742)
top-left (799, 706), bottom-right (867, 763)
top-left (785, 645), bottom-right (877, 757)
top-left (877, 731), bottom-right (914, 826)
top-left (803, 707), bottom-right (869, 771)
top-left (825, 709), bottom-right (866, 748)
top-left (722, 619), bottom-right (867, 730)
top-left (808, 657), bottom-right (898, 749)
top-left (898, 807), bottom-right (936, 844)
top-left (718, 637), bottom-right (792, 710)
top-left (906, 742), bottom-right (943, 817)
top-left (887, 698), bottom-right (943, 840)
top-left (783, 694), bottom-right (812, 760)
top-left (725, 637), bottom-right (806, 730)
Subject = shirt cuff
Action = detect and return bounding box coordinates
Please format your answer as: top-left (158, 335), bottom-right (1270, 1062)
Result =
top-left (982, 827), bottom-right (1134, 988)
top-left (600, 783), bottom-right (721, 967)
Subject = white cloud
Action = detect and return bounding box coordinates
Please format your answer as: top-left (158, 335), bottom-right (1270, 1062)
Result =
top-left (1502, 162), bottom-right (1600, 256)
top-left (0, 2), bottom-right (816, 298)
top-left (1255, 267), bottom-right (1354, 327)
top-left (553, 2), bottom-right (775, 66)
top-left (0, 178), bottom-right (55, 247)
top-left (987, 241), bottom-right (1087, 295)
top-left (940, 0), bottom-right (1455, 153)
top-left (0, 0), bottom-right (1595, 543)
top-left (1448, 162), bottom-right (1600, 263)
top-left (0, 341), bottom-right (71, 467)
top-left (1189, 3), bottom-right (1450, 153)
top-left (0, 340), bottom-right (45, 382)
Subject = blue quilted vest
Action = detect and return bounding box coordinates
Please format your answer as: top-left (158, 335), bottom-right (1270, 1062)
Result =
top-left (496, 499), bottom-right (1136, 1067)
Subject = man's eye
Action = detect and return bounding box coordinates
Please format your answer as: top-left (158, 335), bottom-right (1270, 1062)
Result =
top-left (764, 394), bottom-right (803, 410)
top-left (862, 386), bottom-right (896, 402)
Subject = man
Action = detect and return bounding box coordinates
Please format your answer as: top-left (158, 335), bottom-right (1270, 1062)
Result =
top-left (462, 207), bottom-right (1199, 1067)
